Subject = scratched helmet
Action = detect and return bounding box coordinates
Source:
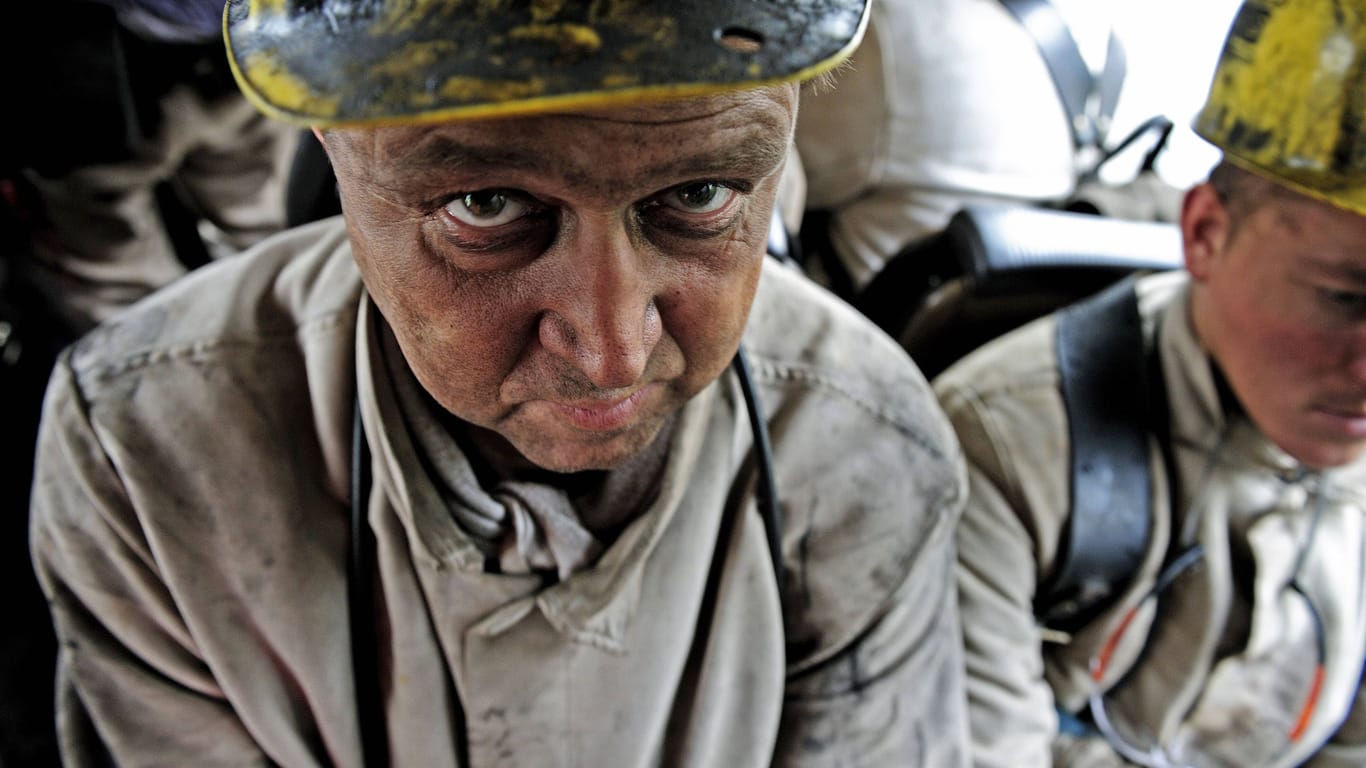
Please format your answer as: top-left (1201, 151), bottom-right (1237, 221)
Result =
top-left (1194, 0), bottom-right (1366, 216)
top-left (224, 0), bottom-right (869, 127)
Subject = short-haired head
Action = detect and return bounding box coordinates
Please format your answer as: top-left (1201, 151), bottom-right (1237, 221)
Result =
top-left (1205, 160), bottom-right (1301, 232)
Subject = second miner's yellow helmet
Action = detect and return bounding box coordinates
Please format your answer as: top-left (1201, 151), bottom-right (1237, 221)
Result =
top-left (1195, 0), bottom-right (1366, 216)
top-left (224, 0), bottom-right (869, 128)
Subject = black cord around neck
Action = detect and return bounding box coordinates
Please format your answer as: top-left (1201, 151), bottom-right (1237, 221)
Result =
top-left (349, 402), bottom-right (388, 768)
top-left (732, 346), bottom-right (785, 588)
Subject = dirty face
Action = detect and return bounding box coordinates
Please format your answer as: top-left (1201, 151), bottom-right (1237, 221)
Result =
top-left (1185, 181), bottom-right (1366, 468)
top-left (323, 87), bottom-right (795, 472)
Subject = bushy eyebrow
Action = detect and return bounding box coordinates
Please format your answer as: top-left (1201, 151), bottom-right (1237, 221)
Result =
top-left (385, 130), bottom-right (789, 190)
top-left (1305, 257), bottom-right (1366, 286)
top-left (657, 133), bottom-right (789, 182)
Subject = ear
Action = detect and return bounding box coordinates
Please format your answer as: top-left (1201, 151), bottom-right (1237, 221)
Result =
top-left (1181, 183), bottom-right (1231, 281)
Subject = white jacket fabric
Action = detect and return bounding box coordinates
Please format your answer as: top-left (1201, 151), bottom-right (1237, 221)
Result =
top-left (31, 217), bottom-right (970, 767)
top-left (937, 271), bottom-right (1366, 768)
top-left (795, 0), bottom-right (1104, 290)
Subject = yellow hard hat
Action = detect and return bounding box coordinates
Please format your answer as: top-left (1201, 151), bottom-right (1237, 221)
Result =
top-left (1194, 0), bottom-right (1366, 217)
top-left (224, 0), bottom-right (869, 128)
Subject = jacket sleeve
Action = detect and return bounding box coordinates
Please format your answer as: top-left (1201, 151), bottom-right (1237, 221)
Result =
top-left (945, 377), bottom-right (1070, 765)
top-left (760, 364), bottom-right (973, 767)
top-left (29, 357), bottom-right (270, 767)
top-left (774, 486), bottom-right (969, 767)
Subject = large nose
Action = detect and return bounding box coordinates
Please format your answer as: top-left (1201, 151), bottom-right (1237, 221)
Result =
top-left (538, 218), bottom-right (662, 390)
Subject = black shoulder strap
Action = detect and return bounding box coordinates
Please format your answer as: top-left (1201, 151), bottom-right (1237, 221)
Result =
top-left (998, 0), bottom-right (1125, 150)
top-left (1037, 276), bottom-right (1156, 632)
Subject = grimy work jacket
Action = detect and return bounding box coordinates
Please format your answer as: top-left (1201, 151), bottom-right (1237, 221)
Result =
top-left (31, 217), bottom-right (970, 767)
top-left (937, 271), bottom-right (1366, 768)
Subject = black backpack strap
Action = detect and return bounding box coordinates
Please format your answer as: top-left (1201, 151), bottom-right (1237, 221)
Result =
top-left (1037, 276), bottom-right (1156, 632)
top-left (998, 0), bottom-right (1125, 150)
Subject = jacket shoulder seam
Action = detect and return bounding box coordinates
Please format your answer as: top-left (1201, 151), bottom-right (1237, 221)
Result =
top-left (74, 309), bottom-right (353, 386)
top-left (749, 355), bottom-right (950, 463)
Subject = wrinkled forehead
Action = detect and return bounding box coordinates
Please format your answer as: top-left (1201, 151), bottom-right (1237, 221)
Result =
top-left (334, 86), bottom-right (798, 192)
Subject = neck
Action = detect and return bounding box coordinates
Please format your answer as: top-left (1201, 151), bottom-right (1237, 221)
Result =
top-left (455, 415), bottom-right (680, 538)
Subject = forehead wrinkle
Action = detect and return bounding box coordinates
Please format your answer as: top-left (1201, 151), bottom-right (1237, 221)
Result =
top-left (379, 122), bottom-right (791, 201)
top-left (385, 134), bottom-right (545, 178)
top-left (603, 128), bottom-right (791, 194)
top-left (355, 83), bottom-right (793, 169)
top-left (538, 91), bottom-right (794, 187)
top-left (542, 83), bottom-right (796, 126)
